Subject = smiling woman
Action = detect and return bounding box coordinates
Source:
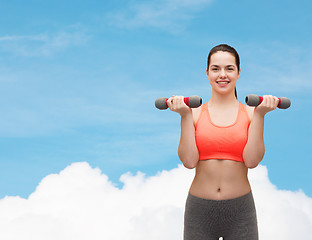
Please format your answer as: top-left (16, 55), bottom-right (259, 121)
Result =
top-left (166, 44), bottom-right (281, 240)
top-left (207, 44), bottom-right (240, 99)
top-left (207, 51), bottom-right (239, 97)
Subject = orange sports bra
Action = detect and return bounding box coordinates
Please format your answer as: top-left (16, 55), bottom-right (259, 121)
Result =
top-left (195, 102), bottom-right (251, 162)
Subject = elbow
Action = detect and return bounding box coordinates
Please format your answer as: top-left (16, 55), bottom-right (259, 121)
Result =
top-left (178, 147), bottom-right (199, 169)
top-left (244, 161), bottom-right (259, 169)
top-left (178, 153), bottom-right (198, 169)
top-left (183, 160), bottom-right (198, 169)
top-left (243, 148), bottom-right (264, 169)
top-left (243, 155), bottom-right (263, 169)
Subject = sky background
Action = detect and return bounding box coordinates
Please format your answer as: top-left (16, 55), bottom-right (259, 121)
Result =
top-left (0, 0), bottom-right (312, 238)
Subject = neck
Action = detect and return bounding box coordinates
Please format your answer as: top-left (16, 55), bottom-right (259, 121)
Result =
top-left (209, 92), bottom-right (238, 107)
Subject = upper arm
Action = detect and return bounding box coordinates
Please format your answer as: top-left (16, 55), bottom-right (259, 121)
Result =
top-left (192, 105), bottom-right (202, 127)
top-left (246, 105), bottom-right (255, 122)
top-left (246, 105), bottom-right (255, 136)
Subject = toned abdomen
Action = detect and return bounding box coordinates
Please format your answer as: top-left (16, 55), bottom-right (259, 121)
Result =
top-left (189, 159), bottom-right (251, 200)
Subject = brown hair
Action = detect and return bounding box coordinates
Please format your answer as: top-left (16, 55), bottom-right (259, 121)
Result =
top-left (207, 44), bottom-right (240, 71)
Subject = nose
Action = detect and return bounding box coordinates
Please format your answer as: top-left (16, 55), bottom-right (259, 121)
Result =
top-left (220, 69), bottom-right (226, 78)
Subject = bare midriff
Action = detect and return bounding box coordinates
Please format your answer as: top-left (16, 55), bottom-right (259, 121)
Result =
top-left (189, 159), bottom-right (251, 200)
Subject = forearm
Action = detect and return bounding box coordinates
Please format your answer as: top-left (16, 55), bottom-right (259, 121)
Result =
top-left (243, 111), bottom-right (265, 168)
top-left (178, 113), bottom-right (199, 169)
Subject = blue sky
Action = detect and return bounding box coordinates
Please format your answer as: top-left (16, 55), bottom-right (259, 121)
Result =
top-left (0, 0), bottom-right (311, 199)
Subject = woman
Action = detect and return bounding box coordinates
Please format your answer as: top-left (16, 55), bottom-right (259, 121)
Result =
top-left (167, 44), bottom-right (279, 240)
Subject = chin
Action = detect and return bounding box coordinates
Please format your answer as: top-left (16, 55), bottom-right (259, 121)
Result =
top-left (215, 88), bottom-right (234, 95)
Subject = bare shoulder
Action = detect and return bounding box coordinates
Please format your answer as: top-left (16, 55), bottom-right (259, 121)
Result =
top-left (192, 105), bottom-right (202, 126)
top-left (245, 104), bottom-right (255, 121)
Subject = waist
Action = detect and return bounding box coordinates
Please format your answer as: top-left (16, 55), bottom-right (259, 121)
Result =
top-left (189, 159), bottom-right (251, 200)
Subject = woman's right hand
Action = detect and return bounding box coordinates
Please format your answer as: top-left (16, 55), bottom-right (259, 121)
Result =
top-left (167, 96), bottom-right (192, 117)
top-left (254, 95), bottom-right (279, 117)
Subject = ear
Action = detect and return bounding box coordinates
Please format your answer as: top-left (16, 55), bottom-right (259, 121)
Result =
top-left (237, 68), bottom-right (241, 78)
top-left (206, 68), bottom-right (209, 78)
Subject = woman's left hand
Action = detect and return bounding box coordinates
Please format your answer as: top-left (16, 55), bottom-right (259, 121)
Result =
top-left (254, 95), bottom-right (279, 116)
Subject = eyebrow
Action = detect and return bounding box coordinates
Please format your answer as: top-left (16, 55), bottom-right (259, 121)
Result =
top-left (210, 64), bottom-right (235, 68)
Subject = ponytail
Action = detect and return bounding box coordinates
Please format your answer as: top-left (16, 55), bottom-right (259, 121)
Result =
top-left (235, 87), bottom-right (238, 99)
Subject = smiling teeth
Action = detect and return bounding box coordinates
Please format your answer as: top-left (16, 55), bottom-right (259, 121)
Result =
top-left (217, 81), bottom-right (229, 84)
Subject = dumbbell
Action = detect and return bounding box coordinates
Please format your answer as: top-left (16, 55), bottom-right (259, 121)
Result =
top-left (245, 94), bottom-right (291, 109)
top-left (155, 95), bottom-right (202, 110)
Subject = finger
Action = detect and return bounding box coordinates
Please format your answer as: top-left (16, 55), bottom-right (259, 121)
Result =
top-left (172, 96), bottom-right (178, 107)
top-left (167, 97), bottom-right (174, 109)
top-left (173, 97), bottom-right (179, 110)
top-left (166, 97), bottom-right (171, 105)
top-left (267, 95), bottom-right (273, 108)
top-left (173, 96), bottom-right (183, 110)
top-left (270, 95), bottom-right (277, 109)
top-left (172, 96), bottom-right (182, 106)
top-left (267, 95), bottom-right (278, 109)
top-left (262, 95), bottom-right (268, 106)
top-left (267, 95), bottom-right (274, 108)
top-left (177, 96), bottom-right (185, 106)
top-left (171, 97), bottom-right (178, 110)
top-left (273, 96), bottom-right (279, 108)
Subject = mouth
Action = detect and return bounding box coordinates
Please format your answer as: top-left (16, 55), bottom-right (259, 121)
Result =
top-left (216, 80), bottom-right (230, 86)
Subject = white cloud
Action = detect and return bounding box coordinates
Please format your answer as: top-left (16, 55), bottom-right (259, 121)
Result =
top-left (0, 30), bottom-right (89, 57)
top-left (107, 0), bottom-right (213, 32)
top-left (0, 162), bottom-right (311, 240)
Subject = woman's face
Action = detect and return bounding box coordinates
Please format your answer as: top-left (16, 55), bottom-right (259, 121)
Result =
top-left (206, 51), bottom-right (240, 96)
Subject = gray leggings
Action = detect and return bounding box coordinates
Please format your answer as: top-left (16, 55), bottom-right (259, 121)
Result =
top-left (184, 191), bottom-right (258, 240)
